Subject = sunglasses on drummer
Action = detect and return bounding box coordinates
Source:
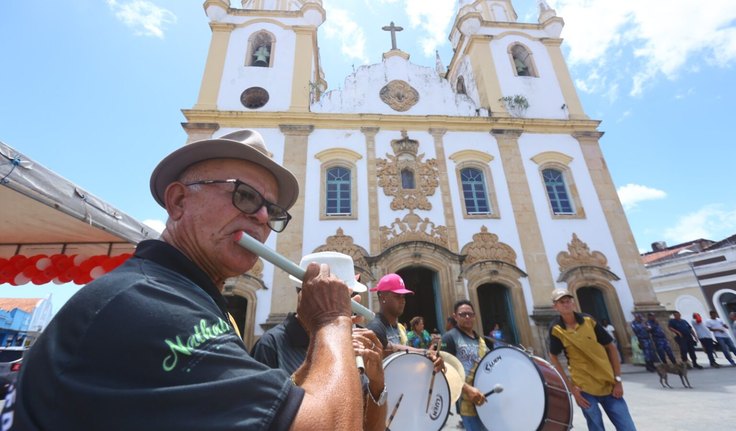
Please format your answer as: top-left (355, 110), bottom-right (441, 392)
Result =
top-left (184, 179), bottom-right (292, 232)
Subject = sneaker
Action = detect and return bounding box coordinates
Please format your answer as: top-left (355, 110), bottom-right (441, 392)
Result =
top-left (712, 363), bottom-right (721, 368)
top-left (694, 364), bottom-right (703, 369)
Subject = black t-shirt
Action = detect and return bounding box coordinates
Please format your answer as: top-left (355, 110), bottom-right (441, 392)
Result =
top-left (4, 240), bottom-right (303, 431)
top-left (364, 312), bottom-right (399, 349)
top-left (252, 313), bottom-right (308, 374)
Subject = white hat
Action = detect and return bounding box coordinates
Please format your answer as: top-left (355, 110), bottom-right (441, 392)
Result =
top-left (288, 251), bottom-right (367, 293)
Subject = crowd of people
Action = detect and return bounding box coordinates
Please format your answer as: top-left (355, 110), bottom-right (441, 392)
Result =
top-left (3, 128), bottom-right (735, 431)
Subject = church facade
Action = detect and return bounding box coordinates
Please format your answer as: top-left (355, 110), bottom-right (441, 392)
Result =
top-left (184, 0), bottom-right (663, 357)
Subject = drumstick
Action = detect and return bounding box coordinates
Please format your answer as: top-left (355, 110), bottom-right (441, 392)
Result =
top-left (424, 339), bottom-right (441, 413)
top-left (236, 232), bottom-right (375, 322)
top-left (385, 393), bottom-right (404, 431)
top-left (483, 384), bottom-right (504, 398)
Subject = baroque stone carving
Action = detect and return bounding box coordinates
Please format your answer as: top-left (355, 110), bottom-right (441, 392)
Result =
top-left (461, 226), bottom-right (517, 267)
top-left (557, 233), bottom-right (609, 272)
top-left (313, 228), bottom-right (369, 269)
top-left (380, 211), bottom-right (448, 250)
top-left (376, 131), bottom-right (440, 211)
top-left (379, 80), bottom-right (419, 112)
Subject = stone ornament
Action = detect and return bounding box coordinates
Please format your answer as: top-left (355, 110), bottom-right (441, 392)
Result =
top-left (380, 210), bottom-right (448, 250)
top-left (376, 131), bottom-right (439, 211)
top-left (556, 233), bottom-right (609, 272)
top-left (379, 80), bottom-right (419, 112)
top-left (461, 226), bottom-right (517, 267)
top-left (313, 228), bottom-right (369, 270)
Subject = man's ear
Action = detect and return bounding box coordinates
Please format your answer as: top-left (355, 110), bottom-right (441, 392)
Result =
top-left (164, 182), bottom-right (187, 220)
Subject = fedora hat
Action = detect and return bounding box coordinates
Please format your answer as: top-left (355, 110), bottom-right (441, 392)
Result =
top-left (288, 251), bottom-right (367, 293)
top-left (150, 129), bottom-right (299, 211)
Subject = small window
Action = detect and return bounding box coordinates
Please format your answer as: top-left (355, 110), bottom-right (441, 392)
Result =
top-left (510, 44), bottom-right (536, 77)
top-left (543, 168), bottom-right (574, 214)
top-left (461, 168), bottom-right (490, 214)
top-left (401, 169), bottom-right (415, 189)
top-left (326, 167), bottom-right (352, 215)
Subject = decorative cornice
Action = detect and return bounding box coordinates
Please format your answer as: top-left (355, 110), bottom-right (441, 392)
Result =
top-left (279, 124), bottom-right (314, 135)
top-left (380, 211), bottom-right (448, 250)
top-left (314, 148), bottom-right (362, 163)
top-left (530, 151), bottom-right (573, 166)
top-left (557, 233), bottom-right (609, 272)
top-left (449, 149), bottom-right (493, 165)
top-left (313, 228), bottom-right (369, 270)
top-left (182, 110), bottom-right (601, 134)
top-left (461, 226), bottom-right (517, 267)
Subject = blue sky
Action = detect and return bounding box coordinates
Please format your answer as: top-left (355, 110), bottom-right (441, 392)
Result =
top-left (1, 0), bottom-right (735, 311)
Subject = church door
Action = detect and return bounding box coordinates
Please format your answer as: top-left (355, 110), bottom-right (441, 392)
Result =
top-left (577, 286), bottom-right (610, 323)
top-left (397, 267), bottom-right (442, 334)
top-left (477, 283), bottom-right (518, 345)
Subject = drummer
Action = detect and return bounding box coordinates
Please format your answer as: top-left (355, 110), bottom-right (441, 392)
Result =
top-left (442, 300), bottom-right (489, 431)
top-left (253, 266), bottom-right (387, 431)
top-left (365, 273), bottom-right (444, 370)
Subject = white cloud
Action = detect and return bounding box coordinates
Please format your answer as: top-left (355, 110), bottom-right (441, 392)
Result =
top-left (549, 0), bottom-right (736, 96)
top-left (617, 183), bottom-right (666, 211)
top-left (143, 219), bottom-right (165, 234)
top-left (404, 0), bottom-right (455, 56)
top-left (106, 0), bottom-right (176, 39)
top-left (663, 205), bottom-right (736, 243)
top-left (321, 3), bottom-right (369, 64)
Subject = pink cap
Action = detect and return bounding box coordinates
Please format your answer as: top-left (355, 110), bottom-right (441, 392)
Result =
top-left (370, 273), bottom-right (414, 295)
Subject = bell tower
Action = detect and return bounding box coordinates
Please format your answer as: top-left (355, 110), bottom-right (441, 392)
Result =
top-left (447, 0), bottom-right (586, 119)
top-left (192, 0), bottom-right (326, 118)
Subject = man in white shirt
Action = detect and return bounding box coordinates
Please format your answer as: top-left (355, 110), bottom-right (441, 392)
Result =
top-left (705, 310), bottom-right (736, 366)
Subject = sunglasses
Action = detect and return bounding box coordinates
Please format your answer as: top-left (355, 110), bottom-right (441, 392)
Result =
top-left (457, 312), bottom-right (475, 319)
top-left (185, 179), bottom-right (292, 232)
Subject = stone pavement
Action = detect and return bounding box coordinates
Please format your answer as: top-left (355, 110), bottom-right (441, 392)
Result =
top-left (441, 351), bottom-right (736, 430)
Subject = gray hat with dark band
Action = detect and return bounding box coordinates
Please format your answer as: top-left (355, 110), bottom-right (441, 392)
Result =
top-left (150, 129), bottom-right (299, 210)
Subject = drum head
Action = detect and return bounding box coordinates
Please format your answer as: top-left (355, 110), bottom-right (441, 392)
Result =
top-left (473, 347), bottom-right (546, 431)
top-left (383, 352), bottom-right (450, 431)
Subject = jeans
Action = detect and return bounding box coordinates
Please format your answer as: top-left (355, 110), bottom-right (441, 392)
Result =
top-left (580, 392), bottom-right (637, 431)
top-left (461, 415), bottom-right (488, 431)
top-left (715, 336), bottom-right (736, 363)
top-left (698, 337), bottom-right (718, 365)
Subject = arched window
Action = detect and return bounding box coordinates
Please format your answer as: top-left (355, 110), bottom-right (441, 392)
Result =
top-left (456, 76), bottom-right (466, 95)
top-left (543, 168), bottom-right (574, 214)
top-left (326, 166), bottom-right (352, 215)
top-left (461, 168), bottom-right (490, 214)
top-left (247, 31), bottom-right (274, 67)
top-left (401, 168), bottom-right (415, 189)
top-left (510, 44), bottom-right (536, 77)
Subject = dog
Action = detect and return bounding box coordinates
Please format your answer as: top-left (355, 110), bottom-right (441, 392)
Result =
top-left (655, 362), bottom-right (692, 389)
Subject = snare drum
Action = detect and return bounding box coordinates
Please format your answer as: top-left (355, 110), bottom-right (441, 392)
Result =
top-left (473, 346), bottom-right (572, 431)
top-left (382, 351), bottom-right (451, 431)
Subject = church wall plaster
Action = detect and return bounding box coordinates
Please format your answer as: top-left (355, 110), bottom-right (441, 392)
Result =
top-left (491, 34), bottom-right (568, 119)
top-left (312, 56), bottom-right (479, 116)
top-left (219, 23), bottom-right (298, 112)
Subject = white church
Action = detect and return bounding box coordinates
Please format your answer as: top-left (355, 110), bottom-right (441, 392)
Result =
top-left (182, 0), bottom-right (664, 358)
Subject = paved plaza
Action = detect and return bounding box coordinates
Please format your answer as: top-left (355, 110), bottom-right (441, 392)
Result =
top-left (442, 351), bottom-right (736, 430)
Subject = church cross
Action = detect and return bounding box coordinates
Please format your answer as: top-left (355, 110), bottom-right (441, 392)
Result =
top-left (382, 21), bottom-right (404, 51)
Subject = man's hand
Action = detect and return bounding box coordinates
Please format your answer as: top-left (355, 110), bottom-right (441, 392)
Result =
top-left (462, 383), bottom-right (487, 407)
top-left (425, 349), bottom-right (444, 373)
top-left (570, 385), bottom-right (590, 409)
top-left (611, 381), bottom-right (624, 399)
top-left (352, 328), bottom-right (384, 391)
top-left (297, 263), bottom-right (352, 334)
